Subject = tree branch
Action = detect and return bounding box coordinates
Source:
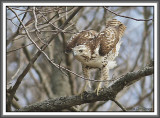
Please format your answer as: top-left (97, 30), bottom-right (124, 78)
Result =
top-left (6, 6), bottom-right (82, 111)
top-left (15, 65), bottom-right (153, 112)
top-left (111, 99), bottom-right (127, 111)
top-left (7, 7), bottom-right (29, 46)
top-left (104, 7), bottom-right (153, 21)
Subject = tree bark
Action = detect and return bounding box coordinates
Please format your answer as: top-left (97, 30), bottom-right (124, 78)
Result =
top-left (15, 66), bottom-right (153, 112)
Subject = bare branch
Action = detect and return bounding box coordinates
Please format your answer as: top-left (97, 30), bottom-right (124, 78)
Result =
top-left (7, 40), bottom-right (38, 55)
top-left (35, 31), bottom-right (48, 45)
top-left (15, 65), bottom-right (153, 111)
top-left (6, 6), bottom-right (82, 111)
top-left (104, 7), bottom-right (153, 21)
top-left (33, 7), bottom-right (40, 32)
top-left (37, 8), bottom-right (64, 32)
top-left (10, 50), bottom-right (23, 80)
top-left (7, 7), bottom-right (32, 11)
top-left (7, 7), bottom-right (29, 46)
top-left (37, 7), bottom-right (74, 25)
top-left (111, 99), bottom-right (127, 111)
top-left (7, 11), bottom-right (27, 20)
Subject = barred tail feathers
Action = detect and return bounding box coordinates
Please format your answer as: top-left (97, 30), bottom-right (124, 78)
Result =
top-left (106, 19), bottom-right (126, 38)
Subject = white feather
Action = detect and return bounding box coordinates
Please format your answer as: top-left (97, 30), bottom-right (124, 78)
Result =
top-left (105, 41), bottom-right (122, 69)
top-left (107, 61), bottom-right (117, 69)
top-left (115, 41), bottom-right (122, 57)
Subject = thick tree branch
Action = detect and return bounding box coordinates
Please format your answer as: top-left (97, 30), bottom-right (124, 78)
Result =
top-left (15, 66), bottom-right (153, 112)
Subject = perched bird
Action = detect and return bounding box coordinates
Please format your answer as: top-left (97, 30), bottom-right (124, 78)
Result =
top-left (66, 19), bottom-right (126, 95)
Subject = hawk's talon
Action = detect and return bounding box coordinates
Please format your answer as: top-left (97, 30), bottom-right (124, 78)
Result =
top-left (94, 87), bottom-right (101, 96)
top-left (78, 90), bottom-right (87, 99)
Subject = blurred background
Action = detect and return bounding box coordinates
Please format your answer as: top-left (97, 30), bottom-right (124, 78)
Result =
top-left (6, 6), bottom-right (154, 111)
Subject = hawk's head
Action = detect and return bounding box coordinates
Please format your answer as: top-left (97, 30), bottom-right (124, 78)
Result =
top-left (72, 45), bottom-right (91, 62)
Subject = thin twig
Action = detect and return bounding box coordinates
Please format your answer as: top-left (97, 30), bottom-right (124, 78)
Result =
top-left (7, 35), bottom-right (50, 54)
top-left (8, 7), bottom-right (32, 12)
top-left (17, 7), bottom-right (29, 31)
top-left (64, 23), bottom-right (75, 31)
top-left (33, 7), bottom-right (40, 33)
top-left (7, 41), bottom-right (37, 55)
top-left (57, 59), bottom-right (68, 77)
top-left (8, 19), bottom-right (20, 27)
top-left (35, 31), bottom-right (48, 45)
top-left (104, 7), bottom-right (153, 21)
top-left (11, 50), bottom-right (23, 80)
top-left (54, 63), bottom-right (119, 82)
top-left (7, 7), bottom-right (29, 46)
top-left (37, 8), bottom-right (64, 32)
top-left (111, 99), bottom-right (127, 111)
top-left (52, 8), bottom-right (76, 25)
top-left (7, 11), bottom-right (27, 20)
top-left (38, 7), bottom-right (74, 25)
top-left (19, 25), bottom-right (58, 35)
top-left (6, 6), bottom-right (82, 111)
top-left (84, 8), bottom-right (99, 30)
top-left (8, 7), bottom-right (45, 53)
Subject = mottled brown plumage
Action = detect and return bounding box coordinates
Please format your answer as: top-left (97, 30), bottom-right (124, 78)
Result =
top-left (65, 19), bottom-right (126, 95)
top-left (65, 30), bottom-right (98, 55)
top-left (98, 20), bottom-right (126, 56)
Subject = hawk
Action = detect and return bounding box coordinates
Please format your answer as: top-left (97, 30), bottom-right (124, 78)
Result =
top-left (66, 19), bottom-right (126, 95)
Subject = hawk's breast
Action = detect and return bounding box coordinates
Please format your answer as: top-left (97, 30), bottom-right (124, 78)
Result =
top-left (81, 46), bottom-right (105, 68)
top-left (83, 56), bottom-right (104, 68)
top-left (81, 41), bottom-right (121, 68)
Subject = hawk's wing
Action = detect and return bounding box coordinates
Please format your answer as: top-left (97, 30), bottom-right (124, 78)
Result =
top-left (98, 19), bottom-right (126, 56)
top-left (106, 19), bottom-right (126, 39)
top-left (65, 30), bottom-right (98, 53)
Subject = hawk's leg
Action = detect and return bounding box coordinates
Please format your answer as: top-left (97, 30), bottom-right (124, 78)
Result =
top-left (95, 66), bottom-right (109, 95)
top-left (79, 65), bottom-right (91, 96)
top-left (82, 65), bottom-right (91, 91)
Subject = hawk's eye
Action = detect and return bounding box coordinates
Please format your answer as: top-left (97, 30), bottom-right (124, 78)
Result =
top-left (79, 50), bottom-right (83, 53)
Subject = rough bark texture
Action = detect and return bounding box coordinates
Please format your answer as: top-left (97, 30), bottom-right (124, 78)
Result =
top-left (15, 66), bottom-right (153, 112)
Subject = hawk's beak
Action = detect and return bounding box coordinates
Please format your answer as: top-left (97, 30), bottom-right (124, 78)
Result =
top-left (72, 51), bottom-right (77, 56)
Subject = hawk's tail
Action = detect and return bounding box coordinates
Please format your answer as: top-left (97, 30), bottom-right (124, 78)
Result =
top-left (106, 19), bottom-right (126, 38)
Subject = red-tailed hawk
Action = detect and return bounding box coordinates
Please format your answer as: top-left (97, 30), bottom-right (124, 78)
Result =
top-left (66, 19), bottom-right (126, 95)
